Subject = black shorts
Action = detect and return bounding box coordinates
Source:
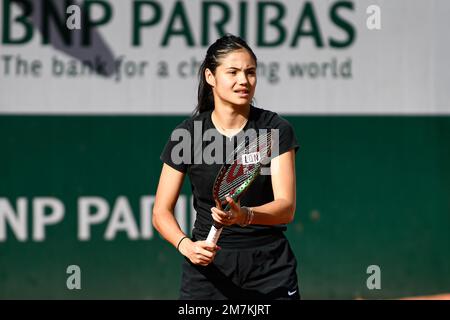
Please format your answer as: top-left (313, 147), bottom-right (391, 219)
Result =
top-left (179, 233), bottom-right (300, 300)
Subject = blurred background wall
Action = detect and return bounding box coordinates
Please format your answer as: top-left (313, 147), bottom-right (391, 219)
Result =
top-left (1, 0), bottom-right (449, 299)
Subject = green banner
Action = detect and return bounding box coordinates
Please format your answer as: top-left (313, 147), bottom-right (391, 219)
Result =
top-left (1, 115), bottom-right (449, 299)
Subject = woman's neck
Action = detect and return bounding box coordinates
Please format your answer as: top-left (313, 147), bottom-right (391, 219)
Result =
top-left (212, 105), bottom-right (250, 129)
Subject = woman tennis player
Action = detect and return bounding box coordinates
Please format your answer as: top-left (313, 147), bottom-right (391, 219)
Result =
top-left (153, 34), bottom-right (300, 300)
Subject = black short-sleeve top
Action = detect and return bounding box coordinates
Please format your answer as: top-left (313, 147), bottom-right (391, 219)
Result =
top-left (160, 106), bottom-right (299, 246)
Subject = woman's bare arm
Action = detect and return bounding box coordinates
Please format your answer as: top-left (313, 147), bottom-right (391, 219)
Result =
top-left (153, 163), bottom-right (219, 266)
top-left (152, 163), bottom-right (187, 247)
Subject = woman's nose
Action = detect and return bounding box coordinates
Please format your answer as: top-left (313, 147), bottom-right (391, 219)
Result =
top-left (237, 72), bottom-right (249, 85)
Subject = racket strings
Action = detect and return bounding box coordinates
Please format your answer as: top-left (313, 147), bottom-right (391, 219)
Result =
top-left (218, 167), bottom-right (259, 198)
top-left (215, 131), bottom-right (273, 201)
top-left (218, 147), bottom-right (270, 198)
top-left (227, 133), bottom-right (271, 162)
top-left (218, 163), bottom-right (256, 188)
top-left (225, 132), bottom-right (271, 159)
top-left (220, 133), bottom-right (271, 178)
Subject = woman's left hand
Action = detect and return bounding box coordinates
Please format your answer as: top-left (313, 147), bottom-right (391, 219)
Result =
top-left (211, 197), bottom-right (245, 226)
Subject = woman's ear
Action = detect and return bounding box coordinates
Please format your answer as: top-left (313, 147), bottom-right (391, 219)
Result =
top-left (205, 68), bottom-right (215, 87)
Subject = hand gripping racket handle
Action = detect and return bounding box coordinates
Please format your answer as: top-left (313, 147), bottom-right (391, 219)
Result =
top-left (205, 202), bottom-right (232, 244)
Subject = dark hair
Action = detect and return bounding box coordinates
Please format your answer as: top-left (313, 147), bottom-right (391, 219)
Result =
top-left (194, 34), bottom-right (257, 115)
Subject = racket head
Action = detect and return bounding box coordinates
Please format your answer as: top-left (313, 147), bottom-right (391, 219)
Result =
top-left (212, 129), bottom-right (273, 211)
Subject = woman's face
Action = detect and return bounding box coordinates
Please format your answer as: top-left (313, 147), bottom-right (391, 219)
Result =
top-left (206, 49), bottom-right (257, 109)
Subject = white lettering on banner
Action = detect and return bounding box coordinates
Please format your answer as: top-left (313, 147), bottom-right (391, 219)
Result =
top-left (140, 196), bottom-right (155, 239)
top-left (0, 198), bottom-right (27, 241)
top-left (0, 197), bottom-right (64, 241)
top-left (105, 196), bottom-right (139, 240)
top-left (0, 196), bottom-right (192, 242)
top-left (33, 198), bottom-right (65, 241)
top-left (78, 197), bottom-right (109, 240)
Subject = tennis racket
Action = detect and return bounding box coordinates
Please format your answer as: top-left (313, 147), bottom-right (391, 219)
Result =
top-left (206, 129), bottom-right (273, 244)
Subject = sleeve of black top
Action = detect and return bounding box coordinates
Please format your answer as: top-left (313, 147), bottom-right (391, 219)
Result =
top-left (272, 115), bottom-right (300, 157)
top-left (159, 118), bottom-right (192, 173)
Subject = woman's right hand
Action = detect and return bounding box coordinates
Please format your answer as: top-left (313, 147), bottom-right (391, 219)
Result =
top-left (178, 239), bottom-right (220, 266)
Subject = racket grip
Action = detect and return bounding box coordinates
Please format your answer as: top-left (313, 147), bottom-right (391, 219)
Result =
top-left (206, 223), bottom-right (223, 244)
top-left (205, 202), bottom-right (232, 244)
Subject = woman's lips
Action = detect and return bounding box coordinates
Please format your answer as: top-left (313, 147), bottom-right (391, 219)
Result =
top-left (235, 90), bottom-right (249, 97)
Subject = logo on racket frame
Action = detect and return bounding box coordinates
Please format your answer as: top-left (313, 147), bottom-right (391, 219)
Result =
top-left (242, 152), bottom-right (261, 165)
